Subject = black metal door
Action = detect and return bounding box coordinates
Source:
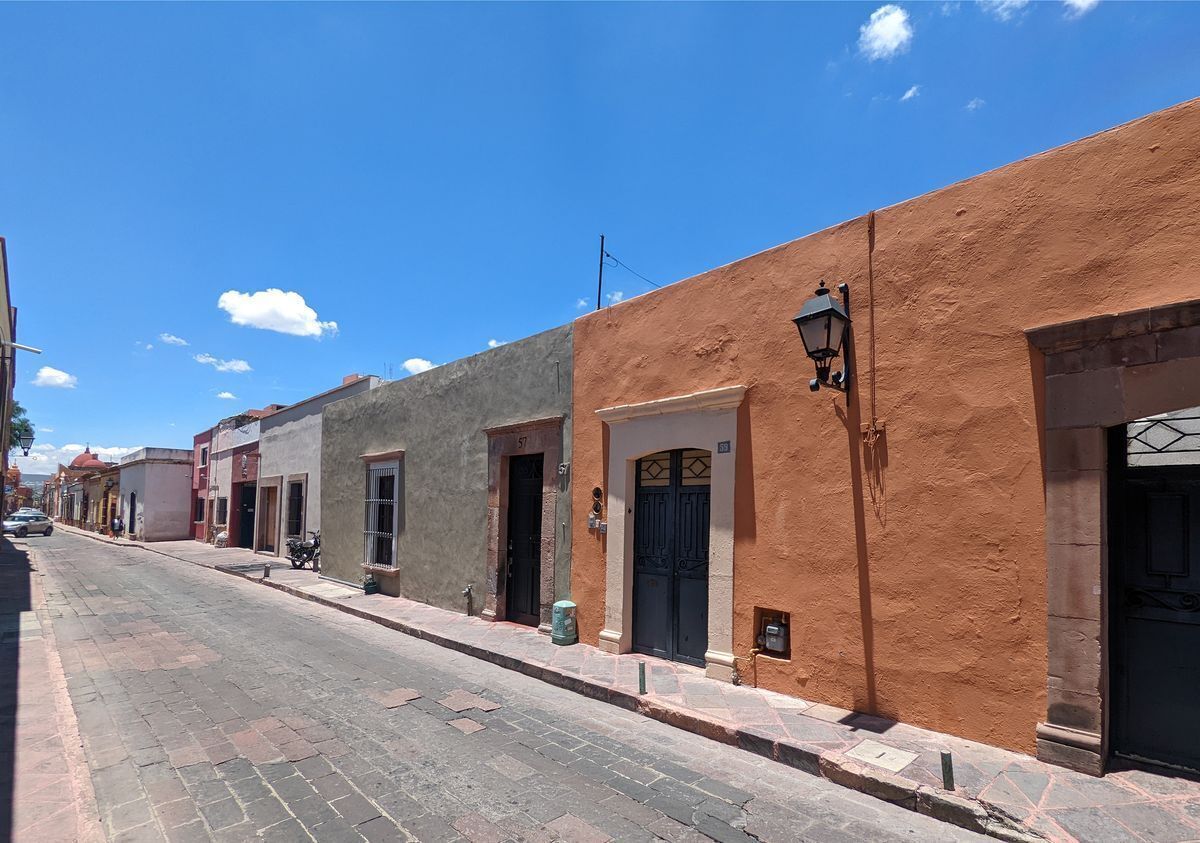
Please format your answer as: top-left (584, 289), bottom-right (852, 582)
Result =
top-left (506, 454), bottom-right (543, 626)
top-left (238, 484), bottom-right (256, 549)
top-left (633, 450), bottom-right (710, 667)
top-left (1114, 462), bottom-right (1200, 770)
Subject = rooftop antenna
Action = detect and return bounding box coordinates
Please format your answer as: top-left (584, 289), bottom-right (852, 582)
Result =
top-left (595, 233), bottom-right (605, 311)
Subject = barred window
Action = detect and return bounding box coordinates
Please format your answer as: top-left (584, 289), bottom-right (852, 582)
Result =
top-left (365, 462), bottom-right (399, 568)
top-left (216, 497), bottom-right (228, 525)
top-left (194, 498), bottom-right (205, 523)
top-left (287, 481), bottom-right (304, 537)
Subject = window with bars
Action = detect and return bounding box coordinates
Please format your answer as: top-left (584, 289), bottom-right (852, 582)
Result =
top-left (364, 462), bottom-right (399, 568)
top-left (194, 498), bottom-right (205, 523)
top-left (1127, 408), bottom-right (1200, 467)
top-left (286, 481), bottom-right (304, 537)
top-left (216, 497), bottom-right (228, 525)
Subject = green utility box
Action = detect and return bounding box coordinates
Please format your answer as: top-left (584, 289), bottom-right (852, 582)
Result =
top-left (551, 600), bottom-right (578, 646)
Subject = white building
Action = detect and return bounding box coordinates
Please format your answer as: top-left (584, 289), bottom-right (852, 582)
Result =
top-left (118, 448), bottom-right (193, 541)
top-left (255, 375), bottom-right (380, 555)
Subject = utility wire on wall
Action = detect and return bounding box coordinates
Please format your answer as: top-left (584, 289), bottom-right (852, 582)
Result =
top-left (595, 234), bottom-right (662, 310)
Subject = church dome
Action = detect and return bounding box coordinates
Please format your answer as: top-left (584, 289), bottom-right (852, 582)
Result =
top-left (70, 447), bottom-right (107, 470)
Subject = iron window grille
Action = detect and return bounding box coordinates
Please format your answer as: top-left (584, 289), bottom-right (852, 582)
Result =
top-left (1127, 411), bottom-right (1200, 467)
top-left (216, 497), bottom-right (228, 525)
top-left (364, 462), bottom-right (399, 568)
top-left (286, 482), bottom-right (304, 537)
top-left (194, 498), bottom-right (205, 523)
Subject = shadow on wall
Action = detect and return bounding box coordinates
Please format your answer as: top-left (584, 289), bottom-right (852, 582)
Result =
top-left (0, 537), bottom-right (32, 840)
top-left (735, 401), bottom-right (757, 543)
top-left (835, 339), bottom-right (888, 716)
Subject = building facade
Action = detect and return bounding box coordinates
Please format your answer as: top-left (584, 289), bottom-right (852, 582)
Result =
top-left (569, 99), bottom-right (1200, 775)
top-left (118, 448), bottom-right (193, 541)
top-left (321, 326), bottom-right (572, 629)
top-left (0, 239), bottom-right (15, 497)
top-left (192, 430), bottom-right (212, 540)
top-left (254, 375), bottom-right (379, 555)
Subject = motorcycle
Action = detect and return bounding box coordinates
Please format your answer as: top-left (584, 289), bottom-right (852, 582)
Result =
top-left (286, 530), bottom-right (320, 570)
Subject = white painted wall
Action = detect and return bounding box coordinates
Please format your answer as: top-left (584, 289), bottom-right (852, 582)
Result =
top-left (119, 449), bottom-right (194, 541)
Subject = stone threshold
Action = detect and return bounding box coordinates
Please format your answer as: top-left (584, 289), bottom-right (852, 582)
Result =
top-left (54, 521), bottom-right (1200, 843)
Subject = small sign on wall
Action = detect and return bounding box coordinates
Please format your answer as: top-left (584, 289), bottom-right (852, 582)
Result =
top-left (717, 440), bottom-right (731, 454)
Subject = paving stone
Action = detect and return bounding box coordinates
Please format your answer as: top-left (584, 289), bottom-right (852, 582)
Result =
top-left (449, 717), bottom-right (486, 735)
top-left (198, 796), bottom-right (246, 830)
top-left (331, 791), bottom-right (383, 825)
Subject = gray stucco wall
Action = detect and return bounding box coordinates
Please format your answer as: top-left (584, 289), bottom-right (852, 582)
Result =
top-left (321, 325), bottom-right (573, 614)
top-left (258, 377), bottom-right (379, 547)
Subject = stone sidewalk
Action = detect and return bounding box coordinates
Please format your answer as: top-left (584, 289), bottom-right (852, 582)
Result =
top-left (57, 524), bottom-right (1200, 843)
top-left (1, 537), bottom-right (103, 842)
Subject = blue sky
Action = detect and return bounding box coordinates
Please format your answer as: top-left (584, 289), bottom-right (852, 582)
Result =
top-left (2, 1), bottom-right (1198, 473)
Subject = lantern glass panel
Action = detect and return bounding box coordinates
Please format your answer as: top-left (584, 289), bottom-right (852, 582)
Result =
top-left (799, 314), bottom-right (833, 360)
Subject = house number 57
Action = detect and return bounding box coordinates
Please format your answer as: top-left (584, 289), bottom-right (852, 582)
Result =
top-left (517, 436), bottom-right (527, 449)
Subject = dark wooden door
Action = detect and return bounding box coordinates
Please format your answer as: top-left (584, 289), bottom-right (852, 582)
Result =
top-left (633, 450), bottom-right (711, 667)
top-left (506, 454), bottom-right (543, 626)
top-left (1114, 464), bottom-right (1200, 771)
top-left (237, 484), bottom-right (256, 549)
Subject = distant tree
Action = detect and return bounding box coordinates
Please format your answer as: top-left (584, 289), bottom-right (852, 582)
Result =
top-left (10, 400), bottom-right (33, 446)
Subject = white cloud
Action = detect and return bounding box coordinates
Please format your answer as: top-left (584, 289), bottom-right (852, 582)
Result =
top-left (1062, 0), bottom-right (1098, 17)
top-left (159, 333), bottom-right (189, 346)
top-left (402, 358), bottom-right (436, 375)
top-left (195, 353), bottom-right (252, 374)
top-left (218, 289), bottom-right (338, 338)
top-left (40, 427), bottom-right (54, 433)
top-left (145, 344), bottom-right (154, 351)
top-left (487, 339), bottom-right (507, 349)
top-left (576, 298), bottom-right (590, 309)
top-left (941, 1), bottom-right (961, 13)
top-left (216, 391), bottom-right (237, 400)
top-left (966, 97), bottom-right (986, 111)
top-left (606, 291), bottom-right (624, 305)
top-left (12, 443), bottom-right (142, 473)
top-left (978, 0), bottom-right (1029, 21)
top-left (33, 366), bottom-right (77, 388)
top-left (901, 85), bottom-right (920, 101)
top-left (858, 5), bottom-right (913, 61)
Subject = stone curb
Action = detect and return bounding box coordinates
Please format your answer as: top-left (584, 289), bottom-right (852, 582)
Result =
top-left (55, 524), bottom-right (1043, 842)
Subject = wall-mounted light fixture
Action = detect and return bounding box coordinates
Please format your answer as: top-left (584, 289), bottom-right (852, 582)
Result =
top-left (792, 281), bottom-right (851, 396)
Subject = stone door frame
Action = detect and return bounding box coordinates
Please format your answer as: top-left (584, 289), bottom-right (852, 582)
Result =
top-left (1027, 298), bottom-right (1200, 775)
top-left (483, 416), bottom-right (563, 633)
top-left (595, 385), bottom-right (746, 682)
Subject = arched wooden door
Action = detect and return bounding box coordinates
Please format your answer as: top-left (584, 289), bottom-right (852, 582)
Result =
top-left (632, 449), bottom-right (711, 666)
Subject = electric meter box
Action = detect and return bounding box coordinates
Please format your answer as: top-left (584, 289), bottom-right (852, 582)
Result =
top-left (763, 622), bottom-right (789, 655)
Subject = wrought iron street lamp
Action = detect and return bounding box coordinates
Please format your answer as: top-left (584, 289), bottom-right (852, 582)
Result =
top-left (792, 281), bottom-right (851, 395)
top-left (16, 432), bottom-right (34, 457)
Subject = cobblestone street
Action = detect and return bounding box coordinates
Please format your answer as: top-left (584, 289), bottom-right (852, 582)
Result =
top-left (10, 531), bottom-right (982, 842)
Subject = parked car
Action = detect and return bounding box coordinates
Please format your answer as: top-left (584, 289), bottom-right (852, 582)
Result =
top-left (3, 513), bottom-right (53, 537)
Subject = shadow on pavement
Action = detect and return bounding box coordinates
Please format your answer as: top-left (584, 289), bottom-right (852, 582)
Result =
top-left (0, 536), bottom-right (32, 841)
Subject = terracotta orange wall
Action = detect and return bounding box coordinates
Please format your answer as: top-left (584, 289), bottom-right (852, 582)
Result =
top-left (569, 98), bottom-right (1200, 755)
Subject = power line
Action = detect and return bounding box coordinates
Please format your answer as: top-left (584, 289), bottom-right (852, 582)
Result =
top-left (603, 251), bottom-right (661, 289)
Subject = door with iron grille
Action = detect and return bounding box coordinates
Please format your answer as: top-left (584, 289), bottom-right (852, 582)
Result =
top-left (633, 449), bottom-right (711, 666)
top-left (1113, 416), bottom-right (1200, 770)
top-left (506, 454), bottom-right (543, 626)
